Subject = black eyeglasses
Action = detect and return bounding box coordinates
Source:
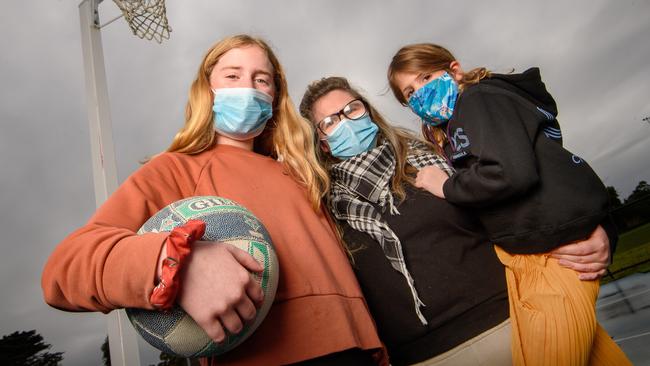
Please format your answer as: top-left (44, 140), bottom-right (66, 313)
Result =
top-left (317, 99), bottom-right (368, 135)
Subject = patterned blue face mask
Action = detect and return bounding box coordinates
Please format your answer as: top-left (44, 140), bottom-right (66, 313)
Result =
top-left (212, 88), bottom-right (273, 141)
top-left (408, 71), bottom-right (459, 126)
top-left (326, 115), bottom-right (379, 159)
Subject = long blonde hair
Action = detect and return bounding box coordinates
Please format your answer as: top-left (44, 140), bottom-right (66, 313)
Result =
top-left (387, 43), bottom-right (490, 146)
top-left (167, 34), bottom-right (328, 209)
top-left (299, 76), bottom-right (434, 202)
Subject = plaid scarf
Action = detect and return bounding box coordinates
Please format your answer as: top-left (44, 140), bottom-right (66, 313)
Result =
top-left (329, 140), bottom-right (453, 325)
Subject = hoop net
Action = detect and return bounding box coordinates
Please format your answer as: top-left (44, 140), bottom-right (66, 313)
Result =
top-left (112, 0), bottom-right (172, 43)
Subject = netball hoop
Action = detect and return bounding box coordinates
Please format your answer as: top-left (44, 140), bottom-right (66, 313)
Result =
top-left (112, 0), bottom-right (172, 43)
top-left (78, 0), bottom-right (171, 365)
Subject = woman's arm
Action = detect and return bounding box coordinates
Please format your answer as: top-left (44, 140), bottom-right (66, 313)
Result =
top-left (550, 225), bottom-right (611, 280)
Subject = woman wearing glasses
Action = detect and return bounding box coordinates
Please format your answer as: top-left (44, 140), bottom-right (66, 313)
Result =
top-left (299, 76), bottom-right (613, 366)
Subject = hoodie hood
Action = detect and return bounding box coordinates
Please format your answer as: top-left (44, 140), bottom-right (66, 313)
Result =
top-left (487, 67), bottom-right (558, 117)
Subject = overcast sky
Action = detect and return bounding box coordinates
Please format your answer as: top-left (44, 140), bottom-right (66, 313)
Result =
top-left (1, 0), bottom-right (649, 365)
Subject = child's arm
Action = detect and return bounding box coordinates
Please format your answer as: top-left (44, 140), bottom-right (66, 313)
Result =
top-left (442, 88), bottom-right (541, 207)
top-left (415, 165), bottom-right (449, 198)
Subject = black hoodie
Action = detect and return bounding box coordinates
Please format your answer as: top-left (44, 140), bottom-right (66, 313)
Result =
top-left (442, 68), bottom-right (612, 254)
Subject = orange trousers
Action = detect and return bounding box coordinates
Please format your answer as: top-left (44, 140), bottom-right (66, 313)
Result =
top-left (494, 246), bottom-right (631, 366)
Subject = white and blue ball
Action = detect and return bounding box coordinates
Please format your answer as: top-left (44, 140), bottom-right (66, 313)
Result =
top-left (126, 196), bottom-right (279, 357)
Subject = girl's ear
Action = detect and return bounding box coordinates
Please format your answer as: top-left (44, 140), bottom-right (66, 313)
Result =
top-left (449, 61), bottom-right (464, 81)
top-left (320, 139), bottom-right (331, 153)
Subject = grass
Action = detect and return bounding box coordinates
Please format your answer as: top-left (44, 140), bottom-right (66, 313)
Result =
top-left (615, 221), bottom-right (650, 252)
top-left (601, 222), bottom-right (650, 284)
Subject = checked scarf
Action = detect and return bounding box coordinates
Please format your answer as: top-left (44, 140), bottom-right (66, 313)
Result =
top-left (329, 140), bottom-right (453, 325)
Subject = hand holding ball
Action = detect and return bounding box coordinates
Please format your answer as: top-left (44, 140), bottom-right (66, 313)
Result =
top-left (126, 196), bottom-right (279, 357)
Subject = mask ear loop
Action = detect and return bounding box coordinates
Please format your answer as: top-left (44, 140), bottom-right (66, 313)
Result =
top-left (255, 91), bottom-right (278, 157)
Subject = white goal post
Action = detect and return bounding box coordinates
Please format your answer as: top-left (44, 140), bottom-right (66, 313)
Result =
top-left (78, 0), bottom-right (171, 364)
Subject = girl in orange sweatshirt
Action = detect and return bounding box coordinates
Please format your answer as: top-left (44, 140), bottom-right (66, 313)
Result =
top-left (41, 35), bottom-right (384, 366)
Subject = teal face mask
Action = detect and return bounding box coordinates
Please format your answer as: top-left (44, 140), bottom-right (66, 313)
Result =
top-left (325, 115), bottom-right (379, 159)
top-left (212, 88), bottom-right (273, 141)
top-left (408, 71), bottom-right (459, 126)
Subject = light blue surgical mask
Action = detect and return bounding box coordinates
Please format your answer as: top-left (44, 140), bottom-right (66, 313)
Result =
top-left (408, 72), bottom-right (459, 126)
top-left (325, 115), bottom-right (379, 159)
top-left (212, 88), bottom-right (273, 140)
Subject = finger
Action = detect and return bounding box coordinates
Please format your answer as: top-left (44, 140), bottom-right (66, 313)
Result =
top-left (235, 297), bottom-right (257, 322)
top-left (557, 259), bottom-right (607, 273)
top-left (550, 242), bottom-right (596, 256)
top-left (552, 253), bottom-right (598, 264)
top-left (197, 317), bottom-right (226, 343)
top-left (245, 279), bottom-right (264, 305)
top-left (219, 310), bottom-right (244, 335)
top-left (552, 252), bottom-right (608, 266)
top-left (226, 245), bottom-right (263, 272)
top-left (578, 270), bottom-right (606, 281)
top-left (578, 272), bottom-right (599, 281)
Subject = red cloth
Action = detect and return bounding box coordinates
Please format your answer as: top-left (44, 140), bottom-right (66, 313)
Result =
top-left (150, 220), bottom-right (206, 309)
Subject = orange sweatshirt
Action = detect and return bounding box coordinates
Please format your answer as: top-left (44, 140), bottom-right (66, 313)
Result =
top-left (42, 144), bottom-right (382, 365)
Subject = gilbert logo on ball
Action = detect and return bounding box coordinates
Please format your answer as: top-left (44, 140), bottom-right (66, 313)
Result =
top-left (126, 196), bottom-right (279, 357)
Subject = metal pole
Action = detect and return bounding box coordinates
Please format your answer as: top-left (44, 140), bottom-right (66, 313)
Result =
top-left (79, 0), bottom-right (141, 365)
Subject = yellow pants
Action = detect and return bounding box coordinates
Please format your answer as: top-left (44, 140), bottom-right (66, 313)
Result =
top-left (494, 246), bottom-right (631, 366)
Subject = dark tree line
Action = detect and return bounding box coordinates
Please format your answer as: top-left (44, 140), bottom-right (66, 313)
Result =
top-left (624, 180), bottom-right (650, 204)
top-left (608, 180), bottom-right (650, 231)
top-left (607, 180), bottom-right (650, 208)
top-left (0, 330), bottom-right (63, 366)
top-left (101, 336), bottom-right (198, 366)
top-left (1, 330), bottom-right (196, 366)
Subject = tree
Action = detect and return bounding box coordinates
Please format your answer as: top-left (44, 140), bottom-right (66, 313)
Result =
top-left (606, 186), bottom-right (622, 208)
top-left (0, 330), bottom-right (63, 366)
top-left (101, 336), bottom-right (111, 366)
top-left (625, 180), bottom-right (650, 203)
top-left (150, 352), bottom-right (195, 366)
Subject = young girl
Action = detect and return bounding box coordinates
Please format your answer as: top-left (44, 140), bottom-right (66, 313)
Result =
top-left (387, 43), bottom-right (630, 365)
top-left (41, 35), bottom-right (384, 366)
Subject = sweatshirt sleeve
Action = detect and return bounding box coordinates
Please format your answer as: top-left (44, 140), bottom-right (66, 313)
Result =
top-left (41, 154), bottom-right (195, 312)
top-left (442, 88), bottom-right (540, 208)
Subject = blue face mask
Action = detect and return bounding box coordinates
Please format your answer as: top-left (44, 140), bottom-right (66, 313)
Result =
top-left (325, 115), bottom-right (379, 159)
top-left (212, 88), bottom-right (273, 141)
top-left (408, 71), bottom-right (459, 126)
